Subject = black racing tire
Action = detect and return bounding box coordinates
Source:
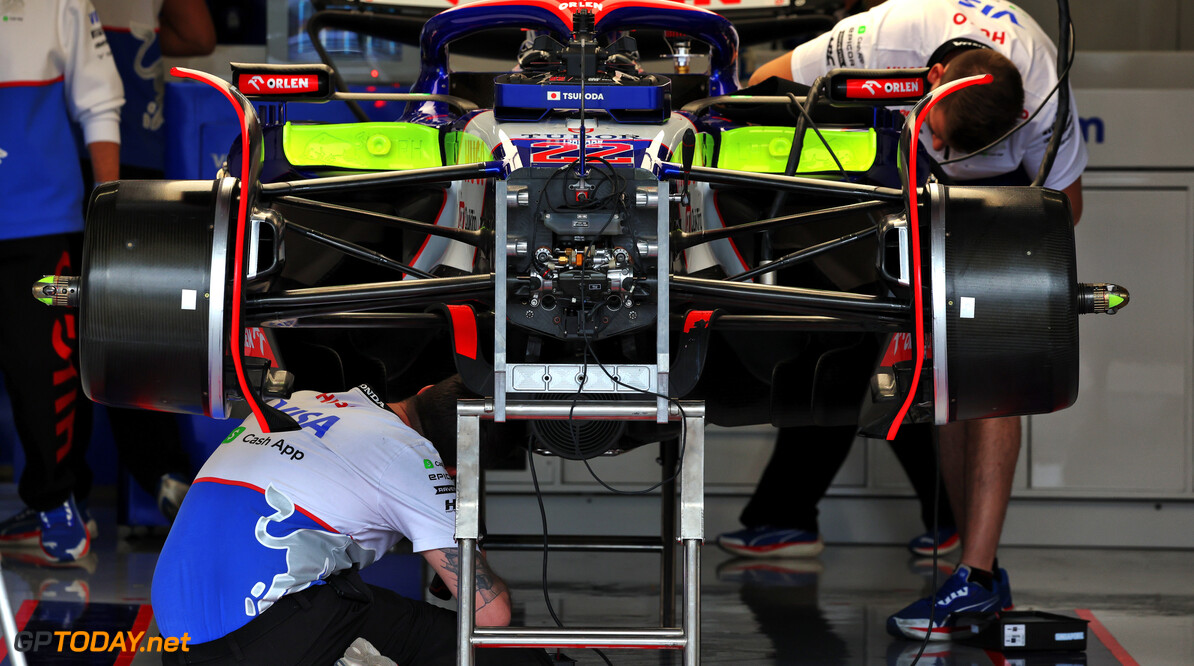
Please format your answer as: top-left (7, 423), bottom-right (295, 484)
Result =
top-left (928, 183), bottom-right (1079, 421)
top-left (79, 178), bottom-right (237, 418)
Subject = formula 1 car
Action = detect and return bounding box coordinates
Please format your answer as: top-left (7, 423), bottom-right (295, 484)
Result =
top-left (48, 0), bottom-right (1127, 456)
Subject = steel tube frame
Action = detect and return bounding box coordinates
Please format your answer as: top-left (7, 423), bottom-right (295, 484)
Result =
top-left (253, 310), bottom-right (903, 334)
top-left (247, 298), bottom-right (490, 325)
top-left (680, 94), bottom-right (809, 115)
top-left (258, 312), bottom-right (449, 329)
top-left (660, 438), bottom-right (678, 627)
top-left (670, 200), bottom-right (893, 251)
top-left (471, 628), bottom-right (686, 648)
top-left (482, 535), bottom-right (665, 552)
top-left (284, 219), bottom-right (437, 279)
top-left (245, 274), bottom-right (493, 311)
top-left (726, 226), bottom-right (876, 282)
top-left (661, 164), bottom-right (905, 202)
top-left (258, 162), bottom-right (504, 197)
top-left (682, 314), bottom-right (902, 332)
top-left (672, 275), bottom-right (908, 318)
top-left (273, 195), bottom-right (492, 247)
top-left (455, 400), bottom-right (704, 666)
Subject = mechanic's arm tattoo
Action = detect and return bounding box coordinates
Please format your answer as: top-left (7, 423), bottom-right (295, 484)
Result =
top-left (437, 547), bottom-right (508, 608)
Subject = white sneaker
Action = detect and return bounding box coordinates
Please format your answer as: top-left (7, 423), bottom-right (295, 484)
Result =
top-left (336, 637), bottom-right (396, 666)
top-left (156, 474), bottom-right (191, 523)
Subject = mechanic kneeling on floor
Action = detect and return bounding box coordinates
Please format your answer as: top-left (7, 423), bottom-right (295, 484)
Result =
top-left (151, 376), bottom-right (553, 665)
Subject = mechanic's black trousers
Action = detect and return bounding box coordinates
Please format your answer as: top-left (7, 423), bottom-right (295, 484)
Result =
top-left (163, 569), bottom-right (553, 665)
top-left (0, 233), bottom-right (93, 510)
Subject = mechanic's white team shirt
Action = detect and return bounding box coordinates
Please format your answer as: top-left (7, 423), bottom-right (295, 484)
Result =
top-left (90, 0), bottom-right (166, 171)
top-left (0, 0), bottom-right (123, 240)
top-left (151, 386), bottom-right (459, 644)
top-left (788, 0), bottom-right (1086, 190)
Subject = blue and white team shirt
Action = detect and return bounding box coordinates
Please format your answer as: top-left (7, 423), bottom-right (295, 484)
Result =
top-left (0, 0), bottom-right (123, 240)
top-left (90, 0), bottom-right (166, 171)
top-left (152, 386), bottom-right (459, 644)
top-left (787, 0), bottom-right (1087, 190)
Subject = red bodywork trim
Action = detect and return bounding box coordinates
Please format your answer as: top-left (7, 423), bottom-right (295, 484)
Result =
top-left (879, 331), bottom-right (933, 366)
top-left (170, 67), bottom-right (271, 432)
top-left (726, 237), bottom-right (750, 274)
top-left (243, 327), bottom-right (279, 366)
top-left (407, 189), bottom-right (449, 278)
top-left (885, 73), bottom-right (992, 441)
top-left (683, 310), bottom-right (713, 333)
top-left (194, 477), bottom-right (340, 533)
top-left (710, 191), bottom-right (752, 277)
top-left (446, 305), bottom-right (479, 360)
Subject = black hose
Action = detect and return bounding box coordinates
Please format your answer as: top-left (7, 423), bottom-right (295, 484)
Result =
top-left (1031, 0), bottom-right (1073, 187)
top-left (305, 11), bottom-right (370, 122)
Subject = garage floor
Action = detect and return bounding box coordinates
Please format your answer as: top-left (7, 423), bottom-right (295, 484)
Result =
top-left (0, 486), bottom-right (1190, 665)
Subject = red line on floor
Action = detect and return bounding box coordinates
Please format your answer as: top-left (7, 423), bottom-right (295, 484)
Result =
top-left (984, 648), bottom-right (1012, 665)
top-left (1076, 608), bottom-right (1141, 666)
top-left (113, 604), bottom-right (155, 666)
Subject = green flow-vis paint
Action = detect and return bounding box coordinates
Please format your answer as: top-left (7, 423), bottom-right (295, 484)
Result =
top-left (715, 126), bottom-right (877, 175)
top-left (282, 122), bottom-right (442, 170)
top-left (444, 131), bottom-right (492, 166)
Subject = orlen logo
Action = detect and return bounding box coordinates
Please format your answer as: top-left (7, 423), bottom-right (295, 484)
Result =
top-left (237, 74), bottom-right (319, 94)
top-left (848, 78), bottom-right (923, 99)
top-left (559, 1), bottom-right (602, 10)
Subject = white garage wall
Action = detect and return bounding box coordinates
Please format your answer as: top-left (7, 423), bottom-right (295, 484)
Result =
top-left (1010, 0), bottom-right (1192, 51)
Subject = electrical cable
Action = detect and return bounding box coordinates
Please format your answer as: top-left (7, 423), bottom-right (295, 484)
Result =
top-left (527, 443), bottom-right (567, 628)
top-left (567, 337), bottom-right (689, 495)
top-left (1031, 0), bottom-right (1073, 187)
top-left (527, 442), bottom-right (615, 666)
top-left (905, 431), bottom-right (945, 666)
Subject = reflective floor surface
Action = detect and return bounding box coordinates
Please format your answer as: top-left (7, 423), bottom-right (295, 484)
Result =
top-left (0, 486), bottom-right (1190, 665)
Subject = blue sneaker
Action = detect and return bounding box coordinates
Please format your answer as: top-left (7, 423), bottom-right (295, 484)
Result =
top-left (37, 496), bottom-right (90, 563)
top-left (886, 565), bottom-right (1001, 641)
top-left (717, 526), bottom-right (824, 558)
top-left (0, 507), bottom-right (42, 546)
top-left (995, 567), bottom-right (1014, 611)
top-left (2, 501), bottom-right (98, 546)
top-left (908, 527), bottom-right (960, 557)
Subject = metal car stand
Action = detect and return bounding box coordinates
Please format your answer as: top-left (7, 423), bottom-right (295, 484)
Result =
top-left (455, 399), bottom-right (705, 666)
top-left (479, 435), bottom-right (684, 628)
